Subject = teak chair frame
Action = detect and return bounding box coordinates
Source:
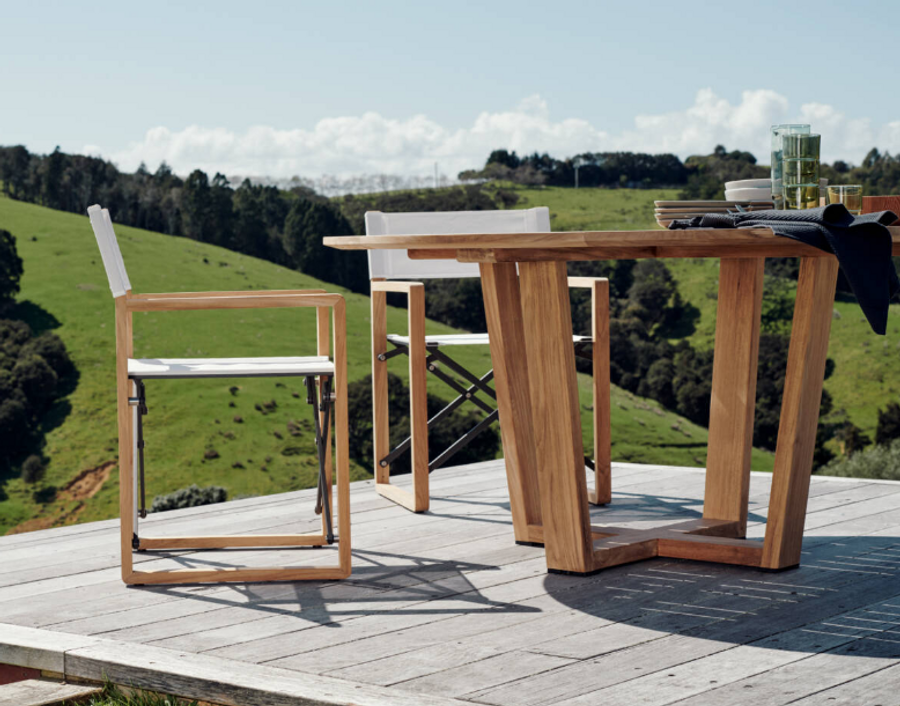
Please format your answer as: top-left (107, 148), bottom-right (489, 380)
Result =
top-left (90, 206), bottom-right (351, 585)
top-left (367, 209), bottom-right (611, 515)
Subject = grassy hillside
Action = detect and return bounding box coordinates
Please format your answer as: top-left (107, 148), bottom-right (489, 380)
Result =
top-left (0, 195), bottom-right (750, 534)
top-left (511, 185), bottom-right (900, 440)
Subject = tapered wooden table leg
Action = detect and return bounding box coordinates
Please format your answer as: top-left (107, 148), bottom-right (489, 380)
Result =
top-left (703, 258), bottom-right (765, 537)
top-left (762, 256), bottom-right (840, 569)
top-left (518, 261), bottom-right (593, 573)
top-left (480, 263), bottom-right (543, 544)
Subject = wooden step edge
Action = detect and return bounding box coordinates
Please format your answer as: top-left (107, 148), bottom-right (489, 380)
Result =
top-left (0, 678), bottom-right (101, 706)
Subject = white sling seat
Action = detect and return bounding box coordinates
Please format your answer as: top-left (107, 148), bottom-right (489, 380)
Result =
top-left (386, 333), bottom-right (592, 348)
top-left (128, 356), bottom-right (335, 379)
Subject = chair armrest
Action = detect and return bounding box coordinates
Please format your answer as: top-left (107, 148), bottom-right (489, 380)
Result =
top-left (126, 291), bottom-right (342, 312)
top-left (567, 276), bottom-right (609, 289)
top-left (128, 288), bottom-right (325, 300)
top-left (371, 281), bottom-right (424, 294)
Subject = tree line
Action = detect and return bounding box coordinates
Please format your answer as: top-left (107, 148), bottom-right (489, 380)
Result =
top-left (459, 145), bottom-right (900, 197)
top-left (0, 145), bottom-right (367, 293)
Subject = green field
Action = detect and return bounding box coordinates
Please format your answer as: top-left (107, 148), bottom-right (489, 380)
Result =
top-left (1, 195), bottom-right (762, 535)
top-left (511, 185), bottom-right (900, 439)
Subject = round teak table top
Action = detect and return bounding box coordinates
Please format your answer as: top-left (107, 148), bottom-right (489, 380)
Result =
top-left (324, 227), bottom-right (900, 262)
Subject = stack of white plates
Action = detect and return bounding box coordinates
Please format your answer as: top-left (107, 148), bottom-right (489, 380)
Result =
top-left (655, 200), bottom-right (774, 228)
top-left (724, 178), bottom-right (773, 202)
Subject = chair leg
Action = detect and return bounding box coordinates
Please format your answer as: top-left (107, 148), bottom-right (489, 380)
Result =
top-left (372, 284), bottom-right (430, 513)
top-left (115, 299), bottom-right (135, 581)
top-left (408, 285), bottom-right (430, 511)
top-left (371, 282), bottom-right (392, 486)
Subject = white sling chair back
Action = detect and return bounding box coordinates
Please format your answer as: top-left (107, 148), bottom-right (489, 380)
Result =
top-left (87, 205), bottom-right (351, 584)
top-left (367, 207), bottom-right (611, 516)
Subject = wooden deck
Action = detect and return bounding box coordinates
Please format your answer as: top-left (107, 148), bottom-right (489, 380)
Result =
top-left (2, 460), bottom-right (900, 706)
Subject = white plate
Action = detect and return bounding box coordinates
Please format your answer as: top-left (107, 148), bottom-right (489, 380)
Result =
top-left (654, 200), bottom-right (773, 208)
top-left (725, 178), bottom-right (771, 190)
top-left (725, 187), bottom-right (773, 201)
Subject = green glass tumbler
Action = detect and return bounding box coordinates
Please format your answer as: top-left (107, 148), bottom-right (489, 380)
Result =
top-left (782, 134), bottom-right (821, 210)
top-left (771, 124), bottom-right (810, 208)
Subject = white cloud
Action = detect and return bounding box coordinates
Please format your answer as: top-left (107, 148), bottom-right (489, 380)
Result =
top-left (85, 90), bottom-right (900, 178)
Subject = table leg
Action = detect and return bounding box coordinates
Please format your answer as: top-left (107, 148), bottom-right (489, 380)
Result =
top-left (703, 258), bottom-right (764, 537)
top-left (762, 256), bottom-right (839, 569)
top-left (480, 263), bottom-right (543, 544)
top-left (518, 261), bottom-right (594, 573)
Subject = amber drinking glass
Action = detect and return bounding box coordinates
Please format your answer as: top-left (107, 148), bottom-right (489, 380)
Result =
top-left (827, 185), bottom-right (863, 216)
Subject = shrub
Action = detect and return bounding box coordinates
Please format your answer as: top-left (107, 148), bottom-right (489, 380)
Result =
top-left (32, 485), bottom-right (56, 504)
top-left (21, 332), bottom-right (74, 377)
top-left (0, 230), bottom-right (24, 308)
top-left (150, 484), bottom-right (227, 512)
top-left (347, 372), bottom-right (501, 475)
top-left (876, 402), bottom-right (900, 446)
top-left (818, 439), bottom-right (900, 481)
top-left (0, 398), bottom-right (30, 455)
top-left (13, 354), bottom-right (58, 409)
top-left (21, 454), bottom-right (45, 484)
top-left (0, 319), bottom-right (32, 363)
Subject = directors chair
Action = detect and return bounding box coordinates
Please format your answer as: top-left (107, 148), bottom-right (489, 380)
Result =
top-left (367, 207), bottom-right (611, 513)
top-left (88, 205), bottom-right (351, 585)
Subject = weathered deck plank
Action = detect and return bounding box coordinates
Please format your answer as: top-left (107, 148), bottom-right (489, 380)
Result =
top-left (1, 461), bottom-right (898, 706)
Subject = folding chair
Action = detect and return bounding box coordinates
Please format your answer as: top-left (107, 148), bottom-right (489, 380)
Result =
top-left (367, 207), bottom-right (611, 513)
top-left (87, 205), bottom-right (351, 585)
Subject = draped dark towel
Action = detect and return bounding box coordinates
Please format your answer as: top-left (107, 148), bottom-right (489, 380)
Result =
top-left (668, 204), bottom-right (900, 335)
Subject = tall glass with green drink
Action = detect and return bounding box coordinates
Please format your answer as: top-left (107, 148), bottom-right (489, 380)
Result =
top-left (771, 124), bottom-right (810, 208)
top-left (782, 133), bottom-right (821, 210)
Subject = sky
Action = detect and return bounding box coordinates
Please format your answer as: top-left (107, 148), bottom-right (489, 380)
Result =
top-left (3, 0), bottom-right (899, 179)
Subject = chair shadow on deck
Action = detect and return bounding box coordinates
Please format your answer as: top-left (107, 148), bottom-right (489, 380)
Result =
top-left (136, 548), bottom-right (541, 629)
top-left (123, 481), bottom-right (900, 659)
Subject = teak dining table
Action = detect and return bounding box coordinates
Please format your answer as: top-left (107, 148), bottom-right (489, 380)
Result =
top-left (325, 227), bottom-right (900, 575)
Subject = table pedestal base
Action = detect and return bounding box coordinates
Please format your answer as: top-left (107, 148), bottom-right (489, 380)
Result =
top-left (477, 254), bottom-right (838, 577)
top-left (524, 517), bottom-right (766, 574)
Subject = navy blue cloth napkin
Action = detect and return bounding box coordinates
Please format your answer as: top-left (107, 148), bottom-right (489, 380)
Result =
top-left (668, 204), bottom-right (900, 335)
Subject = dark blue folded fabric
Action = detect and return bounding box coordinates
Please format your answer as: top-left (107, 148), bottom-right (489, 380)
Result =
top-left (668, 204), bottom-right (900, 334)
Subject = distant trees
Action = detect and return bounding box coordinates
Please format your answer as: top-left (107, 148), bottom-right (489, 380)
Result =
top-left (0, 230), bottom-right (23, 310)
top-left (283, 199), bottom-right (364, 291)
top-left (0, 145), bottom-right (367, 293)
top-left (460, 150), bottom-right (689, 188)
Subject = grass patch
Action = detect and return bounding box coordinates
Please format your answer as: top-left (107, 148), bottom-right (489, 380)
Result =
top-left (66, 683), bottom-right (200, 706)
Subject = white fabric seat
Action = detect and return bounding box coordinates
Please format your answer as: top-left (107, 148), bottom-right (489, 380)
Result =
top-left (386, 333), bottom-right (592, 348)
top-left (128, 356), bottom-right (334, 379)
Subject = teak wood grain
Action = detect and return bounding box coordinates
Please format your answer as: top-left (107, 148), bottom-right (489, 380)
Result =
top-left (479, 263), bottom-right (543, 544)
top-left (518, 261), bottom-right (593, 573)
top-left (325, 226), bottom-right (900, 259)
top-left (325, 227), bottom-right (861, 575)
top-left (762, 256), bottom-right (840, 569)
top-left (703, 258), bottom-right (764, 536)
top-left (369, 280), bottom-right (430, 513)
